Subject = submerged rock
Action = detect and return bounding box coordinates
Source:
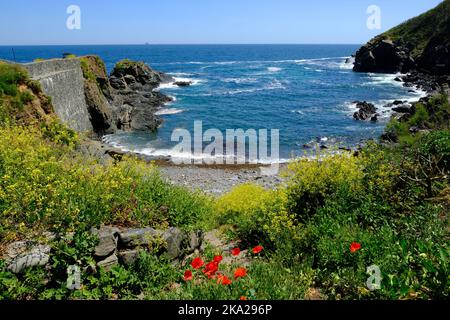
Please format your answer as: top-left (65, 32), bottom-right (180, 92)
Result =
top-left (174, 81), bottom-right (192, 87)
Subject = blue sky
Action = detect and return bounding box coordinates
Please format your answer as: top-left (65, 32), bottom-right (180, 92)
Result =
top-left (0, 0), bottom-right (443, 45)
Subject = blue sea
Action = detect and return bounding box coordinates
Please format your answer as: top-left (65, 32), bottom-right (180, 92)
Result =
top-left (0, 45), bottom-right (426, 162)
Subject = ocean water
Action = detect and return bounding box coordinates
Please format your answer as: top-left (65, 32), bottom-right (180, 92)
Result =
top-left (0, 45), bottom-right (426, 162)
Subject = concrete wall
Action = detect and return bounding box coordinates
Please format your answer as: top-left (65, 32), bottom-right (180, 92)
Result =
top-left (22, 59), bottom-right (93, 132)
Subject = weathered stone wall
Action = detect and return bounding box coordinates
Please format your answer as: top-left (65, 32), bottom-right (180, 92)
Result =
top-left (22, 59), bottom-right (93, 132)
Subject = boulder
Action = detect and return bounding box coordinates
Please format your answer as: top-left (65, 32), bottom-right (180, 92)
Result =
top-left (118, 227), bottom-right (163, 248)
top-left (174, 81), bottom-right (192, 87)
top-left (188, 230), bottom-right (203, 253)
top-left (97, 254), bottom-right (118, 271)
top-left (91, 226), bottom-right (119, 259)
top-left (163, 227), bottom-right (185, 259)
top-left (353, 101), bottom-right (377, 121)
top-left (4, 241), bottom-right (51, 274)
top-left (118, 250), bottom-right (140, 266)
top-left (392, 103), bottom-right (413, 114)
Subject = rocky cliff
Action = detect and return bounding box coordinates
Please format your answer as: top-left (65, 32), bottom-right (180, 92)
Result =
top-left (23, 56), bottom-right (175, 136)
top-left (79, 57), bottom-right (174, 135)
top-left (354, 0), bottom-right (450, 76)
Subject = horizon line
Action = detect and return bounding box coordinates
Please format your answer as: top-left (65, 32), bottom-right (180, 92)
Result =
top-left (0, 43), bottom-right (364, 47)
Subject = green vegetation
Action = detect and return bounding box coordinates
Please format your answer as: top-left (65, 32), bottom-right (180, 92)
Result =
top-left (385, 92), bottom-right (450, 145)
top-left (382, 0), bottom-right (450, 58)
top-left (0, 61), bottom-right (448, 300)
top-left (115, 59), bottom-right (136, 71)
top-left (79, 56), bottom-right (107, 83)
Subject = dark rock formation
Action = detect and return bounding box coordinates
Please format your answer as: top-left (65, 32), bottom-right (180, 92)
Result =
top-left (174, 81), bottom-right (192, 87)
top-left (353, 101), bottom-right (377, 121)
top-left (354, 1), bottom-right (450, 76)
top-left (392, 103), bottom-right (413, 114)
top-left (353, 39), bottom-right (414, 73)
top-left (79, 56), bottom-right (175, 135)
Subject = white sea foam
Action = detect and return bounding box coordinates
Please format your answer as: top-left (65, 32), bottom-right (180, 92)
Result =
top-left (267, 67), bottom-right (282, 73)
top-left (155, 57), bottom-right (349, 67)
top-left (224, 79), bottom-right (285, 95)
top-left (155, 108), bottom-right (185, 116)
top-left (157, 77), bottom-right (205, 90)
top-left (339, 56), bottom-right (355, 70)
top-left (222, 77), bottom-right (258, 84)
top-left (168, 72), bottom-right (195, 77)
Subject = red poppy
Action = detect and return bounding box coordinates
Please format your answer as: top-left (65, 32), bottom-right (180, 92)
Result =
top-left (191, 257), bottom-right (204, 269)
top-left (183, 270), bottom-right (193, 282)
top-left (217, 275), bottom-right (232, 286)
top-left (350, 242), bottom-right (362, 253)
top-left (240, 296), bottom-right (247, 300)
top-left (203, 262), bottom-right (219, 278)
top-left (252, 246), bottom-right (263, 254)
top-left (234, 267), bottom-right (247, 279)
top-left (213, 255), bottom-right (223, 264)
top-left (231, 248), bottom-right (241, 256)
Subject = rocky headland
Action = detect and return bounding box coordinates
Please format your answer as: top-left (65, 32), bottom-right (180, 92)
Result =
top-left (351, 0), bottom-right (450, 138)
top-left (79, 56), bottom-right (176, 135)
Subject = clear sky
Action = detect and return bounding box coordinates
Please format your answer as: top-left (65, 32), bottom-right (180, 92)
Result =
top-left (0, 0), bottom-right (444, 45)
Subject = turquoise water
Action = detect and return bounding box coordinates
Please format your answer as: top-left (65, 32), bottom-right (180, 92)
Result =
top-left (0, 45), bottom-right (425, 161)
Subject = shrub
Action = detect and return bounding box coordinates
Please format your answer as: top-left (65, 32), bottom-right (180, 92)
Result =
top-left (409, 103), bottom-right (429, 127)
top-left (0, 63), bottom-right (28, 97)
top-left (0, 125), bottom-right (212, 243)
top-left (400, 130), bottom-right (450, 198)
top-left (284, 152), bottom-right (364, 222)
top-left (215, 184), bottom-right (296, 248)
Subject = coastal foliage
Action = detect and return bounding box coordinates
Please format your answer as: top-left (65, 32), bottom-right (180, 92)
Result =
top-left (382, 0), bottom-right (450, 58)
top-left (0, 61), bottom-right (448, 300)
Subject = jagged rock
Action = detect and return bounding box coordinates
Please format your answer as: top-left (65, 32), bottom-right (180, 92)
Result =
top-left (4, 241), bottom-right (51, 274)
top-left (91, 226), bottom-right (119, 259)
top-left (353, 1), bottom-right (450, 76)
top-left (118, 250), bottom-right (140, 266)
top-left (353, 39), bottom-right (414, 73)
top-left (188, 231), bottom-right (203, 253)
top-left (84, 80), bottom-right (117, 135)
top-left (174, 81), bottom-right (192, 87)
top-left (79, 56), bottom-right (175, 134)
top-left (370, 114), bottom-right (379, 122)
top-left (392, 103), bottom-right (413, 114)
top-left (97, 254), bottom-right (118, 271)
top-left (163, 227), bottom-right (185, 259)
top-left (353, 101), bottom-right (377, 121)
top-left (119, 227), bottom-right (163, 248)
top-left (76, 140), bottom-right (114, 164)
top-left (108, 60), bottom-right (172, 132)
